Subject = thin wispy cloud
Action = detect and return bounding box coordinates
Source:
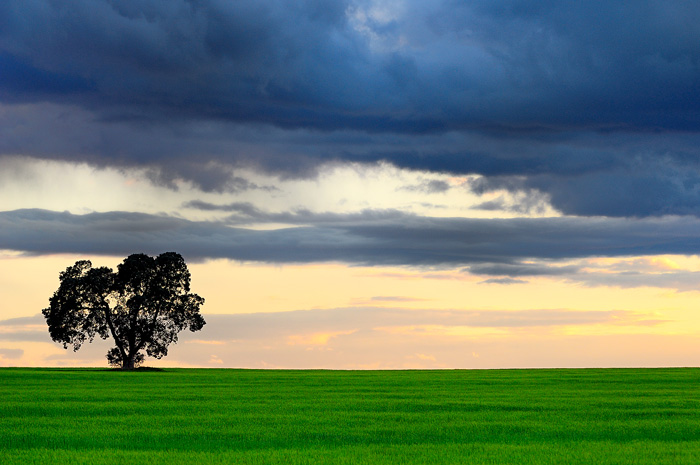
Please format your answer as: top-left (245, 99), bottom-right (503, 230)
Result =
top-left (0, 309), bottom-right (675, 369)
top-left (0, 308), bottom-right (666, 346)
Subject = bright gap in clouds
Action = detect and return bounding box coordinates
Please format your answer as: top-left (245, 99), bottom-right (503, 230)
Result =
top-left (0, 156), bottom-right (559, 223)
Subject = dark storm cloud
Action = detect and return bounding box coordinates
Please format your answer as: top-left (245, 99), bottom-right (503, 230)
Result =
top-left (2, 1), bottom-right (700, 216)
top-left (0, 52), bottom-right (94, 99)
top-left (0, 0), bottom-right (373, 126)
top-left (2, 0), bottom-right (698, 130)
top-left (3, 208), bottom-right (700, 266)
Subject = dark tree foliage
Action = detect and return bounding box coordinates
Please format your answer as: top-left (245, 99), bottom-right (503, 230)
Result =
top-left (42, 252), bottom-right (205, 369)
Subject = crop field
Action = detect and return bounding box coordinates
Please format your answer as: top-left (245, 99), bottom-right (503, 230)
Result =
top-left (1, 368), bottom-right (700, 464)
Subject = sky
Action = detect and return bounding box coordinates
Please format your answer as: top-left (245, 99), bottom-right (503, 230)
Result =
top-left (2, 0), bottom-right (700, 369)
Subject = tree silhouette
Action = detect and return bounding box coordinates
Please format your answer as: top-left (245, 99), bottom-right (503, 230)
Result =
top-left (43, 252), bottom-right (205, 369)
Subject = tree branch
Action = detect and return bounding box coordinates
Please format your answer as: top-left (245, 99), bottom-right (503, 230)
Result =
top-left (103, 305), bottom-right (127, 363)
top-left (136, 305), bottom-right (162, 353)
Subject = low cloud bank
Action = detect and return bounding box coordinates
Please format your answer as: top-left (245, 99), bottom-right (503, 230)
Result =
top-left (3, 209), bottom-right (700, 266)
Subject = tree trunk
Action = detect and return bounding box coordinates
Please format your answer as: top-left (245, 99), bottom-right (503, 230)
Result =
top-left (122, 355), bottom-right (135, 370)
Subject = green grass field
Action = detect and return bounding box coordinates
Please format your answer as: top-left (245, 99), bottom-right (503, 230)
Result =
top-left (1, 368), bottom-right (700, 464)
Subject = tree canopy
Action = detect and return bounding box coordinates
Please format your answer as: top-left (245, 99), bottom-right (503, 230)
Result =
top-left (42, 252), bottom-right (205, 369)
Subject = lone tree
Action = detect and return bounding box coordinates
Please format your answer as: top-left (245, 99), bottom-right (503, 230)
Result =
top-left (43, 252), bottom-right (205, 369)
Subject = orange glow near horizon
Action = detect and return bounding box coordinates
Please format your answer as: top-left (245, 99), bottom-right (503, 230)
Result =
top-left (2, 253), bottom-right (700, 369)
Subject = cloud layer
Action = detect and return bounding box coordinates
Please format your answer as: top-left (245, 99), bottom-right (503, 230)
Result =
top-left (4, 209), bottom-right (700, 267)
top-left (1, 1), bottom-right (700, 216)
top-left (2, 1), bottom-right (698, 131)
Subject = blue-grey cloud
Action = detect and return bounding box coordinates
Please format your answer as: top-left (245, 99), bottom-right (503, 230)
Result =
top-left (0, 316), bottom-right (52, 343)
top-left (400, 179), bottom-right (451, 194)
top-left (0, 315), bottom-right (44, 326)
top-left (468, 263), bottom-right (581, 277)
top-left (0, 309), bottom-right (51, 340)
top-left (3, 209), bottom-right (700, 267)
top-left (479, 278), bottom-right (529, 285)
top-left (574, 270), bottom-right (700, 292)
top-left (2, 1), bottom-right (698, 131)
top-left (2, 1), bottom-right (700, 217)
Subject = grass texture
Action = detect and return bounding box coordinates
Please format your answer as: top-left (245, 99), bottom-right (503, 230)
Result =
top-left (2, 367), bottom-right (700, 464)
